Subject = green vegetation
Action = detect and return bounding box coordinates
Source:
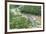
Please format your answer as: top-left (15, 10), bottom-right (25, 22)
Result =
top-left (10, 14), bottom-right (32, 29)
top-left (9, 5), bottom-right (41, 29)
top-left (21, 5), bottom-right (41, 16)
top-left (10, 5), bottom-right (41, 16)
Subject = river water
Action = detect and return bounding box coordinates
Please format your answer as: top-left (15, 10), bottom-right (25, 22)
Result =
top-left (22, 13), bottom-right (41, 28)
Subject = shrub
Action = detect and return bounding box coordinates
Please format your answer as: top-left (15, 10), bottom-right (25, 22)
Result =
top-left (10, 14), bottom-right (32, 29)
top-left (21, 5), bottom-right (41, 16)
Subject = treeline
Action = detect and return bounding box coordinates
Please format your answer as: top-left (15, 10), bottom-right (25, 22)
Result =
top-left (21, 5), bottom-right (41, 16)
top-left (10, 5), bottom-right (41, 16)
